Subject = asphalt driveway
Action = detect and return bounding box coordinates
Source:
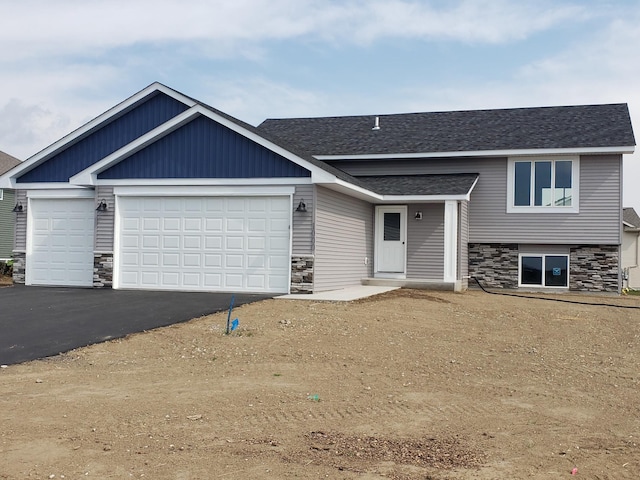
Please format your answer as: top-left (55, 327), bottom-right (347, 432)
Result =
top-left (0, 285), bottom-right (272, 365)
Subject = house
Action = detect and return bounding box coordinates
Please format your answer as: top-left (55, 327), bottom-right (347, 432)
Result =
top-left (0, 82), bottom-right (635, 293)
top-left (0, 151), bottom-right (21, 261)
top-left (622, 207), bottom-right (640, 289)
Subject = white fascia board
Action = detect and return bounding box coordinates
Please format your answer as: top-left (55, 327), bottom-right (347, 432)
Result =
top-left (8, 83), bottom-right (197, 185)
top-left (379, 194), bottom-right (470, 203)
top-left (113, 185), bottom-right (296, 197)
top-left (314, 145), bottom-right (636, 161)
top-left (14, 183), bottom-right (92, 191)
top-left (27, 188), bottom-right (95, 198)
top-left (98, 177), bottom-right (311, 187)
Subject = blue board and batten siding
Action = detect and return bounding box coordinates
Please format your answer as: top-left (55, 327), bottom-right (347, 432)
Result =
top-left (17, 92), bottom-right (189, 183)
top-left (99, 115), bottom-right (311, 179)
top-left (335, 155), bottom-right (622, 245)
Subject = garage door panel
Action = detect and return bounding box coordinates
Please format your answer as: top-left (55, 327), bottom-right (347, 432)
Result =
top-left (184, 236), bottom-right (201, 249)
top-left (163, 236), bottom-right (180, 249)
top-left (117, 196), bottom-right (290, 293)
top-left (143, 218), bottom-right (160, 230)
top-left (204, 254), bottom-right (222, 267)
top-left (27, 198), bottom-right (94, 287)
top-left (205, 236), bottom-right (222, 249)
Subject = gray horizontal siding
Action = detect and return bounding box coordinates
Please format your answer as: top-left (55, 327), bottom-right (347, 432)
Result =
top-left (314, 186), bottom-right (373, 291)
top-left (14, 190), bottom-right (27, 251)
top-left (95, 186), bottom-right (115, 251)
top-left (0, 189), bottom-right (15, 259)
top-left (406, 203), bottom-right (444, 279)
top-left (334, 155), bottom-right (622, 244)
top-left (292, 184), bottom-right (314, 255)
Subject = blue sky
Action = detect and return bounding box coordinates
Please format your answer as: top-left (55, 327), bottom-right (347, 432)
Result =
top-left (1, 0), bottom-right (639, 208)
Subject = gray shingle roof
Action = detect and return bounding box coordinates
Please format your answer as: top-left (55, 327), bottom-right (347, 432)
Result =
top-left (0, 150), bottom-right (21, 175)
top-left (356, 173), bottom-right (478, 196)
top-left (258, 104), bottom-right (636, 156)
top-left (623, 207), bottom-right (640, 228)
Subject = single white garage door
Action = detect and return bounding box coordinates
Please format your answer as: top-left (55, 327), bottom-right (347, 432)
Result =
top-left (116, 196), bottom-right (291, 293)
top-left (27, 198), bottom-right (95, 286)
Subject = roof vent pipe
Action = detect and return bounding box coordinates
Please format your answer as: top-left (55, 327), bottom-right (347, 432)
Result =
top-left (372, 116), bottom-right (380, 130)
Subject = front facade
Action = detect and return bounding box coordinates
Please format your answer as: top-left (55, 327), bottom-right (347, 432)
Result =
top-left (0, 83), bottom-right (635, 293)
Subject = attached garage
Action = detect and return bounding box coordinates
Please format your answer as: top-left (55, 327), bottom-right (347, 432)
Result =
top-left (115, 195), bottom-right (291, 293)
top-left (26, 196), bottom-right (95, 287)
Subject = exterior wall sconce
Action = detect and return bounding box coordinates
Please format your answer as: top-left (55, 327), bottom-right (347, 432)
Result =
top-left (12, 202), bottom-right (24, 213)
top-left (414, 211), bottom-right (423, 220)
top-left (295, 199), bottom-right (307, 213)
top-left (96, 199), bottom-right (108, 212)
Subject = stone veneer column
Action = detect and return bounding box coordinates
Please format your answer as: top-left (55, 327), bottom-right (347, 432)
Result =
top-left (290, 255), bottom-right (314, 293)
top-left (569, 245), bottom-right (619, 292)
top-left (93, 253), bottom-right (114, 288)
top-left (11, 252), bottom-right (25, 284)
top-left (468, 243), bottom-right (519, 289)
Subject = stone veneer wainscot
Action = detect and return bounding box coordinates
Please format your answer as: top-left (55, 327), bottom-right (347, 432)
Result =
top-left (290, 255), bottom-right (314, 293)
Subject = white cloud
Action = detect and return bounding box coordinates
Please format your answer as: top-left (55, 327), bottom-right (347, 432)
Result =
top-left (0, 0), bottom-right (587, 63)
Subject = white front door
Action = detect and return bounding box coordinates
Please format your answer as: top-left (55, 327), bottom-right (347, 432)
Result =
top-left (375, 206), bottom-right (407, 275)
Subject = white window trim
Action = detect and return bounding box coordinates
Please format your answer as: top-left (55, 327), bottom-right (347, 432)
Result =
top-left (0, 189), bottom-right (3, 201)
top-left (507, 156), bottom-right (579, 213)
top-left (518, 253), bottom-right (570, 288)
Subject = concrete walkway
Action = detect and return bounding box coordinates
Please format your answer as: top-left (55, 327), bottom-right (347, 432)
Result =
top-left (276, 285), bottom-right (398, 301)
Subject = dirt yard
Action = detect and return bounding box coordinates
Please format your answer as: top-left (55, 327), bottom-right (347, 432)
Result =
top-left (1, 288), bottom-right (640, 479)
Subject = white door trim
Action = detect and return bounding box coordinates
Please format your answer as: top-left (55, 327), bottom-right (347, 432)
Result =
top-left (374, 205), bottom-right (407, 277)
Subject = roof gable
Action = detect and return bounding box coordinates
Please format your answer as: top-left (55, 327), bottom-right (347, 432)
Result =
top-left (258, 104), bottom-right (636, 157)
top-left (0, 151), bottom-right (20, 175)
top-left (17, 91), bottom-right (190, 183)
top-left (623, 207), bottom-right (640, 229)
top-left (98, 114), bottom-right (311, 180)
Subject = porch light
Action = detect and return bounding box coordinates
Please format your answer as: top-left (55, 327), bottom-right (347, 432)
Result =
top-left (295, 199), bottom-right (307, 213)
top-left (12, 202), bottom-right (24, 213)
top-left (415, 211), bottom-right (423, 220)
top-left (96, 199), bottom-right (108, 212)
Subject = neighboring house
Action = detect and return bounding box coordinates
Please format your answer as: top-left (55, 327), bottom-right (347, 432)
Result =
top-left (0, 151), bottom-right (21, 261)
top-left (0, 83), bottom-right (635, 293)
top-left (622, 207), bottom-right (640, 289)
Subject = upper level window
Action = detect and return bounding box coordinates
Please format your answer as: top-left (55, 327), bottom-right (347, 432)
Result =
top-left (508, 157), bottom-right (579, 213)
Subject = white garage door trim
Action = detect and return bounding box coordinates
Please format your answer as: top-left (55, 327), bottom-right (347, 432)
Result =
top-left (114, 195), bottom-right (292, 293)
top-left (26, 196), bottom-right (95, 287)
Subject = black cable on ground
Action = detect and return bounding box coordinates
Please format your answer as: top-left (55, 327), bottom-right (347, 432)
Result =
top-left (471, 276), bottom-right (640, 310)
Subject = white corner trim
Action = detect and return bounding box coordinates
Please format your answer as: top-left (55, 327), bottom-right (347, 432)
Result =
top-left (443, 200), bottom-right (458, 283)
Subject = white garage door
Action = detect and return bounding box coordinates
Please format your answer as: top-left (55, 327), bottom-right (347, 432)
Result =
top-left (116, 196), bottom-right (291, 293)
top-left (27, 198), bottom-right (95, 286)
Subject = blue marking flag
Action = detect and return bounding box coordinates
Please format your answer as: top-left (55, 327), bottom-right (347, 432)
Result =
top-left (231, 319), bottom-right (239, 331)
